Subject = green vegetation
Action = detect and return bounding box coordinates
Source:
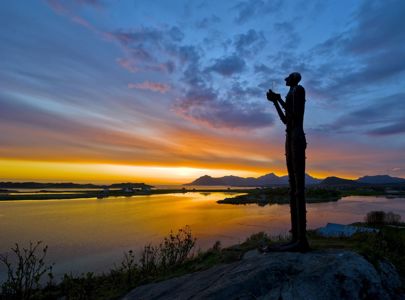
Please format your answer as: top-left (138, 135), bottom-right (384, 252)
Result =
top-left (217, 187), bottom-right (342, 205)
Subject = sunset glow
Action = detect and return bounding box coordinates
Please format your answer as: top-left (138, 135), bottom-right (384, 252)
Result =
top-left (0, 159), bottom-right (262, 184)
top-left (1, 1), bottom-right (404, 184)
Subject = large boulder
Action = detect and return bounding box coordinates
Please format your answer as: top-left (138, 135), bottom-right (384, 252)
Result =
top-left (123, 250), bottom-right (403, 300)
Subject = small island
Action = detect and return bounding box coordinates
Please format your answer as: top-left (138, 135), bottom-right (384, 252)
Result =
top-left (217, 187), bottom-right (342, 205)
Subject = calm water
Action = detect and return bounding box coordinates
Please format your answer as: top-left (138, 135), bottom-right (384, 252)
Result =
top-left (0, 193), bottom-right (404, 280)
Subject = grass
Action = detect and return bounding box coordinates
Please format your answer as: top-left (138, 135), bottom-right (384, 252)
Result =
top-left (307, 226), bottom-right (405, 289)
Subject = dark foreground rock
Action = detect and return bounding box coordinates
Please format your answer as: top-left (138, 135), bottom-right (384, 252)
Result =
top-left (123, 250), bottom-right (403, 300)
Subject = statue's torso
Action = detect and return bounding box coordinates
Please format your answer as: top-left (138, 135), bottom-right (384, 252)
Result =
top-left (285, 86), bottom-right (305, 133)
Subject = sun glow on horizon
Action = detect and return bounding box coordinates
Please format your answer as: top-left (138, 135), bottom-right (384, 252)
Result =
top-left (0, 159), bottom-right (263, 184)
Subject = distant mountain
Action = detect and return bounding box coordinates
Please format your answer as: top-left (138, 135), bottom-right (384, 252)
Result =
top-left (185, 173), bottom-right (322, 187)
top-left (0, 182), bottom-right (153, 189)
top-left (320, 176), bottom-right (358, 186)
top-left (357, 175), bottom-right (405, 184)
top-left (189, 175), bottom-right (226, 186)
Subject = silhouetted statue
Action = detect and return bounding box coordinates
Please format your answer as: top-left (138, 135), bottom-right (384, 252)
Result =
top-left (266, 72), bottom-right (310, 252)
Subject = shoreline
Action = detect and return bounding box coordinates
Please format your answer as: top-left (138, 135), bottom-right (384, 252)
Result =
top-left (0, 188), bottom-right (253, 201)
top-left (1, 186), bottom-right (404, 202)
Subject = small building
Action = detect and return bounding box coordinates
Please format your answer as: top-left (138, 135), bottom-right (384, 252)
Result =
top-left (141, 186), bottom-right (152, 192)
top-left (97, 186), bottom-right (109, 199)
top-left (122, 187), bottom-right (134, 193)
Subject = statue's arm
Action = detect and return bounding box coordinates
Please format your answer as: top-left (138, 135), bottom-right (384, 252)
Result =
top-left (266, 90), bottom-right (286, 124)
top-left (277, 98), bottom-right (286, 109)
top-left (273, 100), bottom-right (287, 124)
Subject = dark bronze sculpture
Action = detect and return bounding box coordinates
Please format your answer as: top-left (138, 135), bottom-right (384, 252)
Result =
top-left (265, 72), bottom-right (310, 252)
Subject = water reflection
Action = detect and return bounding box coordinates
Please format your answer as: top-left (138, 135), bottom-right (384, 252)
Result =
top-left (0, 193), bottom-right (404, 280)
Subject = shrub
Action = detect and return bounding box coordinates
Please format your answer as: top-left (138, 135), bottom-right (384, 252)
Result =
top-left (0, 241), bottom-right (53, 300)
top-left (139, 225), bottom-right (197, 274)
top-left (116, 250), bottom-right (138, 286)
top-left (211, 241), bottom-right (221, 252)
top-left (139, 244), bottom-right (159, 276)
top-left (159, 225), bottom-right (196, 269)
top-left (365, 211), bottom-right (401, 226)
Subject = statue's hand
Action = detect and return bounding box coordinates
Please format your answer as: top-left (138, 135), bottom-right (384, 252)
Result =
top-left (266, 89), bottom-right (281, 102)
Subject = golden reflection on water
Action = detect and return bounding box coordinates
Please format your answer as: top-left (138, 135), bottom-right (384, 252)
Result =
top-left (0, 193), bottom-right (404, 279)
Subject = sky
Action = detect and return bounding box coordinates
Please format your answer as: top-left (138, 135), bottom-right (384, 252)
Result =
top-left (0, 0), bottom-right (404, 184)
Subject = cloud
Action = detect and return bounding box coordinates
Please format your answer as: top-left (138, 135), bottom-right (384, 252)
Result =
top-left (173, 81), bottom-right (273, 130)
top-left (313, 93), bottom-right (405, 136)
top-left (367, 120), bottom-right (405, 136)
top-left (128, 81), bottom-right (171, 94)
top-left (44, 2), bottom-right (273, 131)
top-left (195, 15), bottom-right (221, 29)
top-left (232, 0), bottom-right (282, 25)
top-left (234, 29), bottom-right (266, 56)
top-left (344, 0), bottom-right (405, 54)
top-left (273, 21), bottom-right (301, 49)
top-left (254, 64), bottom-right (272, 75)
top-left (305, 0), bottom-right (405, 102)
top-left (160, 34), bottom-right (269, 130)
top-left (110, 26), bottom-right (185, 74)
top-left (207, 55), bottom-right (246, 76)
top-left (46, 0), bottom-right (102, 33)
top-left (174, 95), bottom-right (274, 130)
top-left (111, 26), bottom-right (184, 48)
top-left (116, 58), bottom-right (139, 73)
top-left (47, 0), bottom-right (103, 13)
top-left (74, 0), bottom-right (102, 7)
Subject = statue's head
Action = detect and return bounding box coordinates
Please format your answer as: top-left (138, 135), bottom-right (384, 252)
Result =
top-left (285, 72), bottom-right (301, 87)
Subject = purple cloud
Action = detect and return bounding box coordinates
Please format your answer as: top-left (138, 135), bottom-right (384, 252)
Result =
top-left (128, 81), bottom-right (171, 94)
top-left (173, 80), bottom-right (273, 130)
top-left (207, 55), bottom-right (246, 76)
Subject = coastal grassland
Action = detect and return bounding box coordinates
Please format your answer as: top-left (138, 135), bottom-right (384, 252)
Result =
top-left (0, 229), bottom-right (276, 300)
top-left (2, 222), bottom-right (404, 299)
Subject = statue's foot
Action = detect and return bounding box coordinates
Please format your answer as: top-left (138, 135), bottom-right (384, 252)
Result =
top-left (259, 240), bottom-right (310, 253)
top-left (277, 240), bottom-right (310, 253)
top-left (258, 240), bottom-right (297, 253)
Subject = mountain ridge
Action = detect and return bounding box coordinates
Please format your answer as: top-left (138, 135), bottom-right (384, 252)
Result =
top-left (185, 174), bottom-right (405, 187)
top-left (185, 173), bottom-right (322, 187)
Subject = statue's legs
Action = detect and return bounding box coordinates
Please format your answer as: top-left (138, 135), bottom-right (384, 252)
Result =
top-left (286, 134), bottom-right (298, 242)
top-left (291, 130), bottom-right (309, 248)
top-left (259, 131), bottom-right (309, 253)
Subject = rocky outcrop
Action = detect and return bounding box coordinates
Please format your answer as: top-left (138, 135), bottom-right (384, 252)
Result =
top-left (123, 250), bottom-right (403, 300)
